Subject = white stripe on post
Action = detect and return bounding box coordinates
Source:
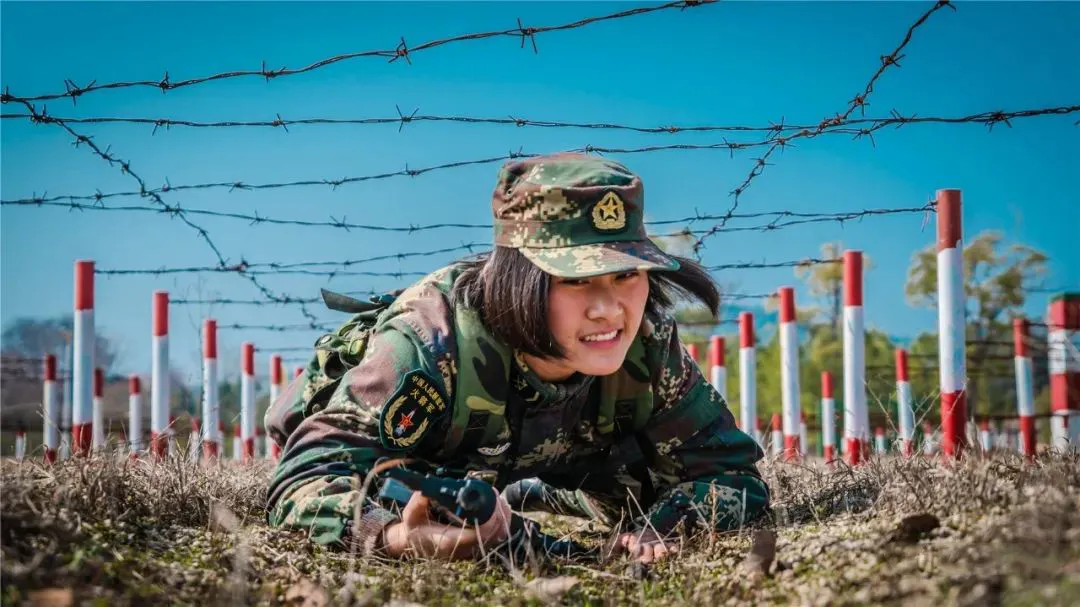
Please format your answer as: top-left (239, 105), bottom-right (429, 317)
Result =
top-left (936, 189), bottom-right (967, 458)
top-left (979, 420), bottom-right (992, 452)
top-left (843, 250), bottom-right (867, 465)
top-left (168, 415), bottom-right (178, 456)
top-left (129, 376), bottom-right (142, 454)
top-left (896, 348), bottom-right (915, 457)
top-left (778, 287), bottom-right (801, 461)
top-left (189, 418), bottom-right (201, 462)
top-left (72, 260), bottom-right (94, 456)
top-left (233, 423), bottom-right (242, 461)
top-left (739, 313), bottom-right (758, 446)
top-left (709, 336), bottom-right (727, 404)
top-left (1048, 294), bottom-right (1080, 451)
top-left (799, 413), bottom-right (807, 457)
top-left (874, 427), bottom-right (887, 454)
top-left (60, 342), bottom-right (73, 460)
top-left (923, 422), bottom-right (935, 455)
top-left (202, 319), bottom-right (220, 459)
top-left (92, 367), bottom-right (105, 449)
top-left (821, 371), bottom-right (836, 463)
top-left (43, 355), bottom-right (60, 463)
top-left (1013, 318), bottom-right (1036, 458)
top-left (151, 291), bottom-right (170, 458)
top-left (241, 342), bottom-right (255, 463)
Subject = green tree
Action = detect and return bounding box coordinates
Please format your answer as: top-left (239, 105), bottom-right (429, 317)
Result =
top-left (904, 231), bottom-right (1049, 416)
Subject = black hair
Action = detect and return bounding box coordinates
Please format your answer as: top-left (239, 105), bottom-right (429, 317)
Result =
top-left (450, 246), bottom-right (720, 360)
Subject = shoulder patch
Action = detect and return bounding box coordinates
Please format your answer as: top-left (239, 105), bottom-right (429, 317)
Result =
top-left (379, 369), bottom-right (448, 450)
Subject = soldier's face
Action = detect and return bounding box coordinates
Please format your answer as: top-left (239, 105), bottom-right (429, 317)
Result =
top-left (527, 269), bottom-right (649, 382)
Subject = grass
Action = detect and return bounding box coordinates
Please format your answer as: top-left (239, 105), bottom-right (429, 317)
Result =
top-left (2, 449), bottom-right (1079, 606)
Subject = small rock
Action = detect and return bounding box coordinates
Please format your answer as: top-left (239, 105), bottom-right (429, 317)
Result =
top-left (889, 514), bottom-right (940, 544)
top-left (524, 576), bottom-right (580, 603)
top-left (740, 529), bottom-right (777, 580)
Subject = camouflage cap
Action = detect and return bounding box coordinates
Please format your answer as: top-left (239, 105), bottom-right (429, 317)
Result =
top-left (491, 153), bottom-right (680, 278)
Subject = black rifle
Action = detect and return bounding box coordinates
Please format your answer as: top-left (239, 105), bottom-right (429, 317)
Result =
top-left (375, 463), bottom-right (598, 563)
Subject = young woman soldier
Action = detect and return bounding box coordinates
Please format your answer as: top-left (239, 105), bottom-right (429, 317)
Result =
top-left (264, 153), bottom-right (770, 565)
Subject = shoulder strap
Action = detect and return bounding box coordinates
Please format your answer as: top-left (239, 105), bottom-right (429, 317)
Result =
top-left (439, 304), bottom-right (513, 457)
top-left (598, 334), bottom-right (654, 436)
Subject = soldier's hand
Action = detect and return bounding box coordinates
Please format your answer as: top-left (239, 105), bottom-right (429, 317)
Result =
top-left (615, 529), bottom-right (679, 564)
top-left (380, 490), bottom-right (512, 560)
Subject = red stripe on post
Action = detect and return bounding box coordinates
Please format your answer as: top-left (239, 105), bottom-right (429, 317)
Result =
top-left (44, 354), bottom-right (57, 381)
top-left (129, 375), bottom-right (140, 394)
top-left (941, 390), bottom-right (967, 456)
top-left (152, 291), bottom-right (169, 336)
top-left (271, 354), bottom-right (283, 384)
top-left (778, 287), bottom-right (795, 323)
top-left (771, 413), bottom-right (781, 431)
top-left (94, 368), bottom-right (104, 397)
top-left (844, 251), bottom-right (863, 307)
top-left (846, 438), bottom-right (862, 465)
top-left (709, 336), bottom-right (724, 367)
top-left (739, 312), bottom-right (754, 348)
top-left (191, 418), bottom-right (201, 432)
top-left (295, 367), bottom-right (304, 379)
top-left (895, 349), bottom-right (909, 382)
top-left (203, 319), bottom-right (217, 359)
top-left (1013, 318), bottom-right (1028, 357)
top-left (242, 342), bottom-right (254, 375)
top-left (74, 260), bottom-right (94, 311)
top-left (686, 343), bottom-right (699, 362)
top-left (936, 189), bottom-right (962, 252)
top-left (821, 371), bottom-right (833, 398)
top-left (1020, 416), bottom-right (1036, 458)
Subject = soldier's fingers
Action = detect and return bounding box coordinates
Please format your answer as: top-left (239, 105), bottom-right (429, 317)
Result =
top-left (401, 492), bottom-right (433, 527)
top-left (652, 541), bottom-right (670, 562)
top-left (637, 543), bottom-right (655, 564)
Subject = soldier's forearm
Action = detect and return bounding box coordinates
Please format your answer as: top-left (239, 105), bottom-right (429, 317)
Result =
top-left (643, 474), bottom-right (769, 536)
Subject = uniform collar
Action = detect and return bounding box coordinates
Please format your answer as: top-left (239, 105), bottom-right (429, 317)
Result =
top-left (511, 350), bottom-right (594, 406)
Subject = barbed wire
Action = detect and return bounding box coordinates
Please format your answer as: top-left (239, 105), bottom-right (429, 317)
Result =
top-left (0, 196), bottom-right (938, 238)
top-left (2, 97), bottom-right (328, 331)
top-left (7, 104), bottom-right (1077, 208)
top-left (217, 322), bottom-right (336, 333)
top-left (2, 1), bottom-right (713, 104)
top-left (692, 0), bottom-right (956, 254)
top-left (6, 104), bottom-right (1075, 138)
top-left (96, 256), bottom-right (843, 280)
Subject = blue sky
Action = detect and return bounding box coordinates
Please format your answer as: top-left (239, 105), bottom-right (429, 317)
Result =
top-left (2, 1), bottom-right (1077, 386)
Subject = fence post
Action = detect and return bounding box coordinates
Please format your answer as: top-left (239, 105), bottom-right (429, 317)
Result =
top-left (770, 413), bottom-right (783, 457)
top-left (241, 342), bottom-right (255, 463)
top-left (874, 427), bottom-right (887, 454)
top-left (129, 375), bottom-right (142, 455)
top-left (151, 291), bottom-right (170, 459)
top-left (15, 427), bottom-right (26, 461)
top-left (269, 354), bottom-right (282, 460)
top-left (72, 260), bottom-right (94, 456)
top-left (778, 286), bottom-right (801, 461)
top-left (936, 189), bottom-right (967, 458)
top-left (1048, 293), bottom-right (1080, 451)
top-left (709, 335), bottom-right (727, 405)
top-left (1013, 317), bottom-right (1037, 458)
top-left (896, 348), bottom-right (915, 457)
top-left (202, 319), bottom-right (220, 460)
top-left (739, 312), bottom-right (758, 447)
top-left (821, 371), bottom-right (836, 463)
top-left (844, 250), bottom-right (867, 465)
top-left (92, 368), bottom-right (105, 449)
top-left (43, 354), bottom-right (59, 463)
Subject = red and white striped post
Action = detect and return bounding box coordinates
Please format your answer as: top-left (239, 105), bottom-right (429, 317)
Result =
top-left (896, 348), bottom-right (915, 457)
top-left (770, 413), bottom-right (783, 457)
top-left (256, 426), bottom-right (267, 459)
top-left (232, 423), bottom-right (242, 461)
top-left (43, 355), bottom-right (60, 463)
top-left (978, 420), bottom-right (992, 453)
top-left (821, 371), bottom-right (836, 463)
top-left (936, 189), bottom-right (967, 458)
top-left (189, 418), bottom-right (201, 462)
top-left (708, 336), bottom-right (727, 404)
top-left (874, 427), bottom-right (887, 455)
top-left (269, 354), bottom-right (283, 460)
top-left (686, 343), bottom-right (699, 369)
top-left (1013, 318), bottom-right (1037, 458)
top-left (295, 367), bottom-right (304, 379)
top-left (72, 260), bottom-right (95, 456)
top-left (241, 342), bottom-right (256, 463)
top-left (923, 421), bottom-right (935, 455)
top-left (843, 250), bottom-right (867, 465)
top-left (168, 414), bottom-right (178, 456)
top-left (92, 368), bottom-right (105, 449)
top-left (14, 427), bottom-right (26, 460)
top-left (202, 319), bottom-right (220, 460)
top-left (1048, 294), bottom-right (1080, 451)
top-left (128, 375), bottom-right (142, 455)
top-left (799, 411), bottom-right (807, 457)
top-left (739, 312), bottom-right (758, 446)
top-left (150, 291), bottom-right (170, 459)
top-left (778, 286), bottom-right (801, 461)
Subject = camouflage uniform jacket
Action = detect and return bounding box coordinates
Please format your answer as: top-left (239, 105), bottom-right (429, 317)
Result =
top-left (264, 264), bottom-right (769, 550)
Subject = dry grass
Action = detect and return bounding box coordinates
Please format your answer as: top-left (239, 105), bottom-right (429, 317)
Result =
top-left (2, 449), bottom-right (1079, 606)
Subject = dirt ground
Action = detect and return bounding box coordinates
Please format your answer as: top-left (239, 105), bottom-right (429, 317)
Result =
top-left (2, 449), bottom-right (1078, 606)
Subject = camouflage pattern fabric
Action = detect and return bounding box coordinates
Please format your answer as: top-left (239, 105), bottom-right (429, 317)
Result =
top-left (264, 263), bottom-right (769, 550)
top-left (492, 153), bottom-right (681, 278)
